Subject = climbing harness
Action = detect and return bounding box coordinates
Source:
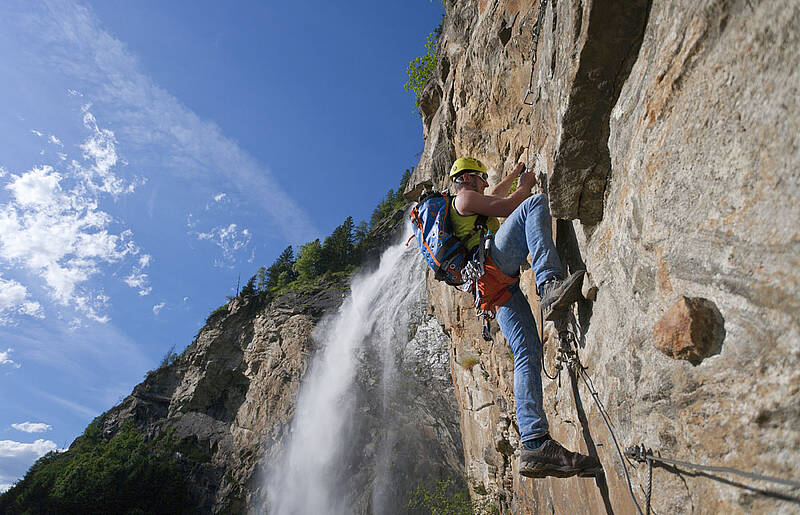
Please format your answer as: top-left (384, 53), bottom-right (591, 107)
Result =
top-left (471, 233), bottom-right (520, 342)
top-left (410, 189), bottom-right (517, 341)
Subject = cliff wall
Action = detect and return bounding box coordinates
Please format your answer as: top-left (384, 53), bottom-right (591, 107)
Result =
top-left (98, 262), bottom-right (465, 513)
top-left (408, 0), bottom-right (799, 512)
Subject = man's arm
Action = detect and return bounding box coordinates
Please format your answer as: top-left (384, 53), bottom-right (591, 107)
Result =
top-left (456, 170), bottom-right (537, 217)
top-left (486, 162), bottom-right (526, 197)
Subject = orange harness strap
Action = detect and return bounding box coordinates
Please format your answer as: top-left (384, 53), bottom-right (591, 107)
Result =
top-left (476, 256), bottom-right (519, 313)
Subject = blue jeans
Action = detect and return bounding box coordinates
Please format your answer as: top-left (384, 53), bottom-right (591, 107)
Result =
top-left (490, 194), bottom-right (564, 443)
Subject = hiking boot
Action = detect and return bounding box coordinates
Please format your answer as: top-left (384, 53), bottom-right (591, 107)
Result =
top-left (540, 271), bottom-right (585, 321)
top-left (520, 439), bottom-right (603, 478)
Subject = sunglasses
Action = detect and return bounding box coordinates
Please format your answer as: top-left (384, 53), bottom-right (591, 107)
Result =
top-left (459, 171), bottom-right (488, 182)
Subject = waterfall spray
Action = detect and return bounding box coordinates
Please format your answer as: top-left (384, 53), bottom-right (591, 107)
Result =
top-left (264, 232), bottom-right (454, 514)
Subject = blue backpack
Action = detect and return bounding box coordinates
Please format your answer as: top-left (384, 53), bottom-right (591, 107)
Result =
top-left (409, 191), bottom-right (487, 287)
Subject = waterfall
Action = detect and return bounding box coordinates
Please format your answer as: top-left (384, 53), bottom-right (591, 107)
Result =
top-left (264, 230), bottom-right (461, 514)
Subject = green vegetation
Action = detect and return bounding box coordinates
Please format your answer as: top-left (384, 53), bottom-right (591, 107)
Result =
top-left (205, 169), bottom-right (412, 317)
top-left (406, 479), bottom-right (497, 514)
top-left (405, 29), bottom-right (440, 109)
top-left (459, 354), bottom-right (480, 370)
top-left (143, 345), bottom-right (181, 380)
top-left (1, 169), bottom-right (419, 512)
top-left (0, 420), bottom-right (194, 514)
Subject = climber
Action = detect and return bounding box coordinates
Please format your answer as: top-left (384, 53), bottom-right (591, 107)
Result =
top-left (449, 157), bottom-right (602, 478)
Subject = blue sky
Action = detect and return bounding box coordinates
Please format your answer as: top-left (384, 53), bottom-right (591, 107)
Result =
top-left (0, 0), bottom-right (443, 491)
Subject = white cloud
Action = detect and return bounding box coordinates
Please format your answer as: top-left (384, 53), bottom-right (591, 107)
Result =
top-left (195, 223), bottom-right (252, 267)
top-left (11, 1), bottom-right (316, 245)
top-left (0, 113), bottom-right (146, 323)
top-left (30, 130), bottom-right (42, 137)
top-left (11, 422), bottom-right (52, 433)
top-left (0, 348), bottom-right (21, 368)
top-left (152, 302), bottom-right (165, 315)
top-left (124, 272), bottom-right (150, 295)
top-left (0, 439), bottom-right (57, 459)
top-left (77, 111), bottom-right (144, 196)
top-left (205, 192), bottom-right (229, 211)
top-left (48, 135), bottom-right (63, 147)
top-left (0, 438), bottom-right (60, 492)
top-left (0, 276), bottom-right (43, 325)
top-left (67, 89), bottom-right (83, 97)
top-left (0, 483), bottom-right (11, 493)
top-left (124, 252), bottom-right (152, 296)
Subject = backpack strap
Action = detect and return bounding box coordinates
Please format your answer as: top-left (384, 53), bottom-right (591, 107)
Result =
top-left (463, 214), bottom-right (489, 251)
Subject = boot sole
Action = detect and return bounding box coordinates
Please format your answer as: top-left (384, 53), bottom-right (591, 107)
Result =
top-left (520, 464), bottom-right (604, 479)
top-left (543, 271), bottom-right (585, 321)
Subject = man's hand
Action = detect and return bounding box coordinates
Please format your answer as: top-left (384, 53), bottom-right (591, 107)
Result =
top-left (519, 167), bottom-right (537, 190)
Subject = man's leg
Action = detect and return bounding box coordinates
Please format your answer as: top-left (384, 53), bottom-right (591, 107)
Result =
top-left (492, 194), bottom-right (584, 320)
top-left (491, 194), bottom-right (562, 284)
top-left (491, 195), bottom-right (602, 478)
top-left (495, 285), bottom-right (549, 444)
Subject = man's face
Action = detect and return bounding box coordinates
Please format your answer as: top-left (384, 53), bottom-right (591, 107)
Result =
top-left (463, 172), bottom-right (488, 191)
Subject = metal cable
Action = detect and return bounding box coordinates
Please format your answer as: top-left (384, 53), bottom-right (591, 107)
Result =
top-left (573, 364), bottom-right (645, 515)
top-left (625, 446), bottom-right (800, 490)
top-left (523, 0), bottom-right (549, 172)
top-left (646, 458), bottom-right (653, 515)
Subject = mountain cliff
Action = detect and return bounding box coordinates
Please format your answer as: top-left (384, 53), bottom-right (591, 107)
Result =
top-left (0, 212), bottom-right (469, 514)
top-left (407, 0), bottom-right (799, 513)
top-left (3, 1), bottom-right (797, 514)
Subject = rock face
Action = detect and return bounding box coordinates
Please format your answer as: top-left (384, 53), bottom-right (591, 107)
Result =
top-left (98, 272), bottom-right (466, 513)
top-left (410, 0), bottom-right (799, 513)
top-left (101, 290), bottom-right (339, 512)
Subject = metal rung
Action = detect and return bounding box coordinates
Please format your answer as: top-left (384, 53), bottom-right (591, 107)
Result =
top-left (523, 87), bottom-right (536, 105)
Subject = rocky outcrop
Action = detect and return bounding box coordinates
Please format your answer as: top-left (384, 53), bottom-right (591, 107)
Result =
top-left (411, 0), bottom-right (799, 513)
top-left (101, 288), bottom-right (340, 511)
top-left (653, 296), bottom-right (725, 362)
top-left (98, 264), bottom-right (466, 513)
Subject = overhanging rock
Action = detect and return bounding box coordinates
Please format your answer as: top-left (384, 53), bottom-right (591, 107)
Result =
top-left (548, 0), bottom-right (651, 223)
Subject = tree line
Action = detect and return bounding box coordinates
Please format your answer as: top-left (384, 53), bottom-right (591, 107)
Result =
top-left (239, 169), bottom-right (411, 300)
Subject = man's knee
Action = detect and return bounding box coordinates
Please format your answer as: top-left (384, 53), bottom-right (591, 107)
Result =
top-left (522, 193), bottom-right (548, 213)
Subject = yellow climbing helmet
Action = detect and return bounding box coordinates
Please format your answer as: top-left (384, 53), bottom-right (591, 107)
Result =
top-left (449, 157), bottom-right (487, 181)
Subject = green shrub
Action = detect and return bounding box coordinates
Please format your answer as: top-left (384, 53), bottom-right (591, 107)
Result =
top-left (405, 30), bottom-right (439, 109)
top-left (206, 304), bottom-right (228, 325)
top-left (406, 479), bottom-right (474, 514)
top-left (0, 420), bottom-right (194, 514)
top-left (459, 355), bottom-right (480, 370)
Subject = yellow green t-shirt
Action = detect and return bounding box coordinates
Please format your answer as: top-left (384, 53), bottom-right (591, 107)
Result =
top-left (450, 197), bottom-right (500, 250)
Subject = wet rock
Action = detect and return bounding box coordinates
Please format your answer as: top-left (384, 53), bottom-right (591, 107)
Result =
top-left (654, 296), bottom-right (725, 362)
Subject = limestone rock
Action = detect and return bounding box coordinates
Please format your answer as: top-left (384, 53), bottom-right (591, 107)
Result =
top-left (654, 296), bottom-right (725, 362)
top-left (414, 0), bottom-right (800, 513)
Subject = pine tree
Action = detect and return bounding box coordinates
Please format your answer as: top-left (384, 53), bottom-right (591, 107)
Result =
top-left (295, 240), bottom-right (323, 281)
top-left (255, 266), bottom-right (268, 293)
top-left (322, 217), bottom-right (356, 272)
top-left (266, 246), bottom-right (297, 290)
top-left (240, 274), bottom-right (257, 297)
